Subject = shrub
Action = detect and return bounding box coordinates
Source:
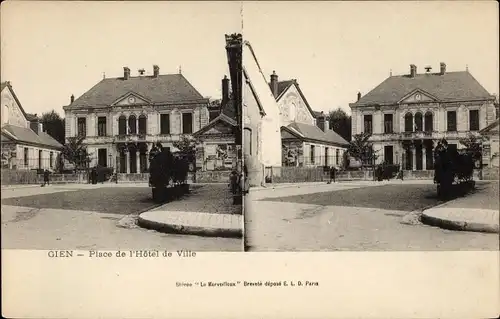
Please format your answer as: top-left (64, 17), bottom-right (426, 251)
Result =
top-left (375, 163), bottom-right (400, 180)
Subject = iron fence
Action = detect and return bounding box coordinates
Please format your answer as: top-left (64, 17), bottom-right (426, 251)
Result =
top-left (265, 166), bottom-right (327, 183)
top-left (282, 155), bottom-right (346, 167)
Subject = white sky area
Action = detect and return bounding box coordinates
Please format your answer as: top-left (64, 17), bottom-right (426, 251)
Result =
top-left (2, 1), bottom-right (498, 117)
top-left (243, 1), bottom-right (499, 114)
top-left (1, 1), bottom-right (242, 116)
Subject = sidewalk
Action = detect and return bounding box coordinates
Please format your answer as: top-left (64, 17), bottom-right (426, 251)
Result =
top-left (137, 184), bottom-right (243, 238)
top-left (138, 210), bottom-right (242, 238)
top-left (421, 182), bottom-right (499, 234)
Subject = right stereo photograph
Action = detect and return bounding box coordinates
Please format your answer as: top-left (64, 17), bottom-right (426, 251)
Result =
top-left (242, 2), bottom-right (499, 252)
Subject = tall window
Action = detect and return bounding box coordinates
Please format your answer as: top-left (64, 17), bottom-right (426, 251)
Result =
top-left (118, 115), bottom-right (127, 135)
top-left (336, 149), bottom-right (340, 165)
top-left (128, 115), bottom-right (137, 134)
top-left (24, 148), bottom-right (28, 167)
top-left (138, 115), bottom-right (147, 135)
top-left (97, 116), bottom-right (106, 136)
top-left (424, 112), bottom-right (433, 132)
top-left (414, 112), bottom-right (423, 131)
top-left (77, 117), bottom-right (86, 137)
top-left (469, 110), bottom-right (479, 131)
top-left (325, 147), bottom-right (329, 166)
top-left (363, 115), bottom-right (373, 134)
top-left (447, 111), bottom-right (457, 132)
top-left (384, 145), bottom-right (394, 165)
top-left (160, 114), bottom-right (170, 134)
top-left (182, 113), bottom-right (193, 134)
top-left (98, 148), bottom-right (107, 167)
top-left (310, 145), bottom-right (315, 164)
top-left (384, 114), bottom-right (393, 133)
top-left (404, 113), bottom-right (413, 132)
top-left (38, 150), bottom-right (42, 169)
top-left (49, 152), bottom-right (53, 168)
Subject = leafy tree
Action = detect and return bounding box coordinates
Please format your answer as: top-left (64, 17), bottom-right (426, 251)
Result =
top-left (328, 107), bottom-right (352, 142)
top-left (61, 136), bottom-right (92, 172)
top-left (41, 110), bottom-right (65, 145)
top-left (347, 133), bottom-right (378, 169)
top-left (459, 133), bottom-right (485, 165)
top-left (173, 135), bottom-right (200, 159)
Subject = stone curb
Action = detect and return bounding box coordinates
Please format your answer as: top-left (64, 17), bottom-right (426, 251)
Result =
top-left (420, 212), bottom-right (500, 234)
top-left (419, 188), bottom-right (500, 234)
top-left (137, 214), bottom-right (243, 239)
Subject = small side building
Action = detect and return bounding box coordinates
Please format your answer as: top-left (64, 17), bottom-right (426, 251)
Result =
top-left (1, 82), bottom-right (62, 170)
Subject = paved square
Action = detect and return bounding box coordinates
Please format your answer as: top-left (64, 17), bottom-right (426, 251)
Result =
top-left (262, 183), bottom-right (444, 212)
top-left (1, 187), bottom-right (162, 215)
top-left (245, 182), bottom-right (499, 251)
top-left (2, 184), bottom-right (241, 251)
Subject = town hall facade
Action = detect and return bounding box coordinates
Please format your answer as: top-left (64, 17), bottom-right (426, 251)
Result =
top-left (350, 63), bottom-right (497, 171)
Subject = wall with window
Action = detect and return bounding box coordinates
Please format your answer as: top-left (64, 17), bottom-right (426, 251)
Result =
top-left (8, 144), bottom-right (60, 170)
top-left (303, 142), bottom-right (345, 167)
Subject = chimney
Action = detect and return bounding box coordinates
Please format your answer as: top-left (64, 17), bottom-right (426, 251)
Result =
top-left (30, 119), bottom-right (40, 135)
top-left (410, 64), bottom-right (417, 78)
top-left (440, 62), bottom-right (446, 75)
top-left (316, 112), bottom-right (326, 132)
top-left (39, 122), bottom-right (44, 133)
top-left (70, 94), bottom-right (74, 104)
top-left (222, 75), bottom-right (230, 104)
top-left (153, 65), bottom-right (160, 77)
top-left (357, 92), bottom-right (362, 101)
top-left (123, 67), bottom-right (130, 80)
top-left (270, 71), bottom-right (278, 98)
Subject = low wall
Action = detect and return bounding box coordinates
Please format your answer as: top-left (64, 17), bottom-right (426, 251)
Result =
top-left (1, 169), bottom-right (88, 185)
top-left (482, 167), bottom-right (499, 181)
top-left (114, 171), bottom-right (233, 184)
top-left (263, 167), bottom-right (485, 184)
top-left (195, 171), bottom-right (232, 183)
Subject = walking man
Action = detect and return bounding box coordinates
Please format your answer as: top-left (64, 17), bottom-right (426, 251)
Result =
top-left (328, 165), bottom-right (337, 184)
top-left (42, 169), bottom-right (50, 186)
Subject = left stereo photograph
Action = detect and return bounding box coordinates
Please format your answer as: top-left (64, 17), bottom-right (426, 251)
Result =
top-left (1, 2), bottom-right (244, 251)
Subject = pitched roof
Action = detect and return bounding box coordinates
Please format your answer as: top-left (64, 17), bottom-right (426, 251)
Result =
top-left (268, 79), bottom-right (318, 118)
top-left (1, 81), bottom-right (30, 120)
top-left (1, 124), bottom-right (63, 149)
top-left (479, 119), bottom-right (499, 134)
top-left (192, 113), bottom-right (236, 137)
top-left (68, 74), bottom-right (207, 108)
top-left (284, 122), bottom-right (349, 146)
top-left (352, 71), bottom-right (494, 107)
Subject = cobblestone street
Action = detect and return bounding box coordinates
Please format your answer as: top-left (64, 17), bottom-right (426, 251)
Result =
top-left (245, 181), bottom-right (499, 251)
top-left (1, 184), bottom-right (241, 251)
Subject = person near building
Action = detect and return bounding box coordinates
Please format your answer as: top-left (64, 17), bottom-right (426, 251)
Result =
top-left (328, 165), bottom-right (337, 183)
top-left (42, 169), bottom-right (50, 186)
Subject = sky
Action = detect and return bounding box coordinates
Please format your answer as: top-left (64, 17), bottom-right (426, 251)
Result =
top-left (2, 1), bottom-right (499, 118)
top-left (243, 1), bottom-right (499, 114)
top-left (1, 1), bottom-right (242, 116)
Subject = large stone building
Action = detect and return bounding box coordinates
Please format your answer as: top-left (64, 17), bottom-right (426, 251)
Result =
top-left (63, 66), bottom-right (210, 173)
top-left (1, 82), bottom-right (62, 170)
top-left (349, 63), bottom-right (497, 171)
top-left (268, 72), bottom-right (348, 167)
top-left (243, 41), bottom-right (282, 186)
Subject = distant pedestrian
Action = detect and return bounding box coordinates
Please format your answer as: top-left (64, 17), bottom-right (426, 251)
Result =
top-left (229, 170), bottom-right (238, 195)
top-left (328, 166), bottom-right (337, 183)
top-left (42, 169), bottom-right (50, 186)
